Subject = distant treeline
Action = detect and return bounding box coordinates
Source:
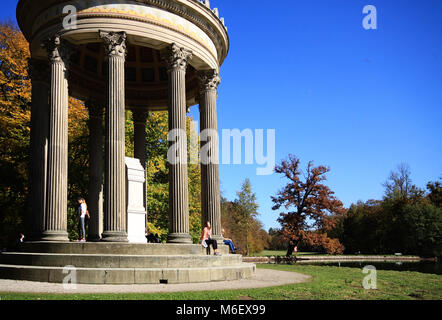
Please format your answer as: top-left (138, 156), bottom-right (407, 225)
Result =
top-left (268, 164), bottom-right (441, 257)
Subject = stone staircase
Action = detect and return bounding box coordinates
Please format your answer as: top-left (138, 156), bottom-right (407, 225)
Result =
top-left (0, 242), bottom-right (255, 285)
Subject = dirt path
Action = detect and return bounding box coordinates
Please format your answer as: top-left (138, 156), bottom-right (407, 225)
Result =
top-left (0, 268), bottom-right (310, 294)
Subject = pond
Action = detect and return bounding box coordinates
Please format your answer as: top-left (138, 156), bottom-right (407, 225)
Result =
top-left (300, 261), bottom-right (442, 275)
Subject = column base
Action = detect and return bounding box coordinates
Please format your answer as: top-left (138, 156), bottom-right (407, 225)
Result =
top-left (101, 231), bottom-right (128, 243)
top-left (41, 230), bottom-right (69, 242)
top-left (87, 235), bottom-right (102, 242)
top-left (167, 233), bottom-right (193, 244)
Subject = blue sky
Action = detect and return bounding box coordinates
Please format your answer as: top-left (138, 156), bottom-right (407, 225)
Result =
top-left (2, 1), bottom-right (442, 231)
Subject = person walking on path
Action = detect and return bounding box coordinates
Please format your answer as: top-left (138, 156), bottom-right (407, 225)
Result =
top-left (77, 197), bottom-right (89, 242)
top-left (201, 221), bottom-right (221, 256)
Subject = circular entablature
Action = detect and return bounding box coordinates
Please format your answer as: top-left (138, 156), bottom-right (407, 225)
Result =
top-left (17, 0), bottom-right (229, 70)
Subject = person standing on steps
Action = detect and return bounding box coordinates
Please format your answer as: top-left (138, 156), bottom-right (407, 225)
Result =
top-left (77, 197), bottom-right (89, 242)
top-left (201, 221), bottom-right (221, 256)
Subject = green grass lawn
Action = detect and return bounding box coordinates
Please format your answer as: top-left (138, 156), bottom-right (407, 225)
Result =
top-left (1, 264), bottom-right (441, 300)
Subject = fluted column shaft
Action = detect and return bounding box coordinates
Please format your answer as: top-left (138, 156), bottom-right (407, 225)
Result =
top-left (133, 110), bottom-right (148, 229)
top-left (27, 59), bottom-right (50, 241)
top-left (87, 101), bottom-right (104, 241)
top-left (100, 31), bottom-right (128, 242)
top-left (163, 44), bottom-right (192, 244)
top-left (42, 36), bottom-right (69, 241)
top-left (199, 70), bottom-right (222, 242)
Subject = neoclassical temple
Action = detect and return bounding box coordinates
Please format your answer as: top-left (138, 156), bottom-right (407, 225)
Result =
top-left (18, 0), bottom-right (228, 244)
top-left (0, 0), bottom-right (255, 285)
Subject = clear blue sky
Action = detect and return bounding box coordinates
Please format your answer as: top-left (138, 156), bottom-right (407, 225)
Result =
top-left (2, 1), bottom-right (442, 231)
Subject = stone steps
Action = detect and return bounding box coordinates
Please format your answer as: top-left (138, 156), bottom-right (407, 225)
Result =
top-left (17, 242), bottom-right (230, 255)
top-left (0, 252), bottom-right (243, 268)
top-left (0, 264), bottom-right (256, 284)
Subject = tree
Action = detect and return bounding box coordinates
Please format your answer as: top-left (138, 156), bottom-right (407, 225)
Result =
top-left (145, 111), bottom-right (170, 241)
top-left (0, 21), bottom-right (30, 246)
top-left (339, 200), bottom-right (385, 254)
top-left (329, 166), bottom-right (442, 256)
top-left (380, 166), bottom-right (442, 256)
top-left (427, 179), bottom-right (442, 208)
top-left (271, 154), bottom-right (345, 254)
top-left (267, 228), bottom-right (286, 250)
top-left (235, 178), bottom-right (259, 256)
top-left (144, 111), bottom-right (202, 243)
top-left (400, 201), bottom-right (442, 257)
top-left (221, 196), bottom-right (269, 256)
top-left (186, 117), bottom-right (202, 243)
top-left (67, 98), bottom-right (89, 240)
top-left (382, 163), bottom-right (424, 200)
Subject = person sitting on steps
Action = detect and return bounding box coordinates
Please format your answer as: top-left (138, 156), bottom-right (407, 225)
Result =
top-left (201, 221), bottom-right (221, 256)
top-left (221, 228), bottom-right (237, 254)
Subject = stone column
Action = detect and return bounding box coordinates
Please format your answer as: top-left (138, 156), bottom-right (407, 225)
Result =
top-left (27, 59), bottom-right (50, 241)
top-left (199, 70), bottom-right (223, 242)
top-left (163, 44), bottom-right (192, 244)
top-left (41, 36), bottom-right (70, 241)
top-left (86, 100), bottom-right (104, 242)
top-left (100, 31), bottom-right (128, 242)
top-left (133, 110), bottom-right (148, 230)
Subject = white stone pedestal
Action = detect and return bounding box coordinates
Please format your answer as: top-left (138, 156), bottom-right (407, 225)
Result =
top-left (125, 157), bottom-right (147, 244)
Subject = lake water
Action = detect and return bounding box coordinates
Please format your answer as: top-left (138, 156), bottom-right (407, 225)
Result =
top-left (301, 261), bottom-right (442, 275)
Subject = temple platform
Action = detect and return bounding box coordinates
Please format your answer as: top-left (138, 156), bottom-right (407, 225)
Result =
top-left (0, 242), bottom-right (255, 285)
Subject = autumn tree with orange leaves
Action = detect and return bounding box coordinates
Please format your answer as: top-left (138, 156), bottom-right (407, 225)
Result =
top-left (0, 21), bottom-right (31, 245)
top-left (271, 154), bottom-right (346, 254)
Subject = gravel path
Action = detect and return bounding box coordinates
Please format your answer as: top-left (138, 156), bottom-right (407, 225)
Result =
top-left (0, 269), bottom-right (311, 294)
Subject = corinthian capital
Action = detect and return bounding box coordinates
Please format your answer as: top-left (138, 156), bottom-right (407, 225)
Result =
top-left (199, 69), bottom-right (221, 92)
top-left (42, 35), bottom-right (71, 64)
top-left (162, 43), bottom-right (193, 72)
top-left (99, 31), bottom-right (127, 58)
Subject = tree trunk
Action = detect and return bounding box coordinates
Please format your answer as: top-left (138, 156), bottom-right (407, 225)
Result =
top-left (246, 231), bottom-right (249, 256)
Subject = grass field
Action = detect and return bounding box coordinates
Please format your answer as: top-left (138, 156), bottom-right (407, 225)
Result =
top-left (1, 264), bottom-right (440, 300)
